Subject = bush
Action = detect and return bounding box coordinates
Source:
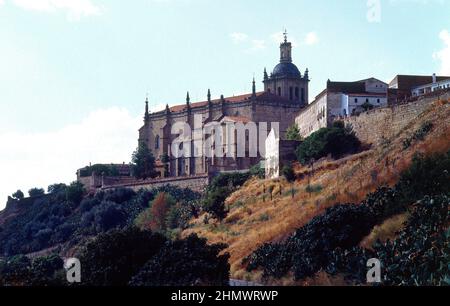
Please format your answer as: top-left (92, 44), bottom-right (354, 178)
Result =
top-left (286, 124), bottom-right (302, 141)
top-left (202, 172), bottom-right (251, 220)
top-left (47, 184), bottom-right (67, 194)
top-left (282, 164), bottom-right (296, 182)
top-left (331, 195), bottom-right (449, 285)
top-left (28, 188), bottom-right (45, 197)
top-left (403, 121), bottom-right (433, 150)
top-left (65, 182), bottom-right (85, 206)
top-left (202, 187), bottom-right (230, 220)
top-left (296, 121), bottom-right (360, 165)
top-left (12, 190), bottom-right (24, 200)
top-left (78, 227), bottom-right (167, 286)
top-left (130, 234), bottom-right (230, 286)
top-left (396, 152), bottom-right (450, 203)
top-left (249, 164), bottom-right (265, 179)
top-left (135, 193), bottom-right (176, 233)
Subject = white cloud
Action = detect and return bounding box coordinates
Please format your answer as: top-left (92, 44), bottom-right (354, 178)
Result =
top-left (0, 107), bottom-right (142, 210)
top-left (271, 31), bottom-right (285, 44)
top-left (11, 0), bottom-right (101, 20)
top-left (304, 32), bottom-right (319, 45)
top-left (230, 32), bottom-right (248, 44)
top-left (433, 29), bottom-right (450, 75)
top-left (244, 39), bottom-right (266, 53)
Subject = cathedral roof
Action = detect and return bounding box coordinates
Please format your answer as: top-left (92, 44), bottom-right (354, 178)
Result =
top-left (154, 91), bottom-right (290, 114)
top-left (271, 62), bottom-right (301, 78)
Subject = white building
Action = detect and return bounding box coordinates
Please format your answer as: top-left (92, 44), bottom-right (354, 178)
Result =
top-left (412, 74), bottom-right (450, 97)
top-left (295, 78), bottom-right (388, 138)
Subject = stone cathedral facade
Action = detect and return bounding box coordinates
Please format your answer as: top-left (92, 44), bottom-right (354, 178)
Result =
top-left (138, 34), bottom-right (309, 178)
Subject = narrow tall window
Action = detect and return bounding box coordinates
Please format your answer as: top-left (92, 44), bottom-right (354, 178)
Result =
top-left (301, 88), bottom-right (305, 102)
top-left (295, 87), bottom-right (299, 99)
top-left (278, 87), bottom-right (281, 96)
top-left (155, 135), bottom-right (160, 150)
top-left (289, 87), bottom-right (293, 100)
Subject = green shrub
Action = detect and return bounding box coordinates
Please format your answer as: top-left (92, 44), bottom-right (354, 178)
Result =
top-left (403, 121), bottom-right (434, 150)
top-left (12, 190), bottom-right (24, 200)
top-left (65, 182), bottom-right (85, 205)
top-left (286, 124), bottom-right (302, 141)
top-left (129, 234), bottom-right (229, 286)
top-left (296, 121), bottom-right (360, 165)
top-left (202, 172), bottom-right (251, 220)
top-left (249, 164), bottom-right (265, 179)
top-left (306, 184), bottom-right (323, 194)
top-left (28, 188), bottom-right (45, 197)
top-left (78, 227), bottom-right (167, 286)
top-left (282, 164), bottom-right (296, 182)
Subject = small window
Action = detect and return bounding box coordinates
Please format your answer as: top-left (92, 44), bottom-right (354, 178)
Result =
top-left (155, 135), bottom-right (160, 150)
top-left (366, 98), bottom-right (369, 103)
top-left (354, 98), bottom-right (358, 103)
top-left (377, 99), bottom-right (380, 103)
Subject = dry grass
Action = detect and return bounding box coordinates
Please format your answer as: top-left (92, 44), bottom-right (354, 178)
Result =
top-left (360, 213), bottom-right (409, 250)
top-left (182, 101), bottom-right (450, 285)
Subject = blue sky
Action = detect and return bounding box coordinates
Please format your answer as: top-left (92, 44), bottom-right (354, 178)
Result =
top-left (0, 0), bottom-right (449, 208)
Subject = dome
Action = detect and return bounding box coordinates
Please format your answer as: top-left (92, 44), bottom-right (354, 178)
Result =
top-left (272, 62), bottom-right (301, 78)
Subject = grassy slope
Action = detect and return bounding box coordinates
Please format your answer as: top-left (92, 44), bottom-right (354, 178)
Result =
top-left (183, 99), bottom-right (450, 284)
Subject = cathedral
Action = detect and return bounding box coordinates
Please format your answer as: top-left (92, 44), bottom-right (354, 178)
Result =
top-left (138, 33), bottom-right (309, 178)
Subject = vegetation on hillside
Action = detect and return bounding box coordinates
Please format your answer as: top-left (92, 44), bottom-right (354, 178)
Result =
top-left (202, 172), bottom-right (251, 220)
top-left (296, 121), bottom-right (360, 165)
top-left (0, 185), bottom-right (200, 257)
top-left (183, 99), bottom-right (450, 284)
top-left (0, 228), bottom-right (229, 286)
top-left (78, 164), bottom-right (121, 178)
top-left (245, 152), bottom-right (450, 285)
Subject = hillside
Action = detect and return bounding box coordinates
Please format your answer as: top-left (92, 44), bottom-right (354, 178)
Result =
top-left (0, 97), bottom-right (448, 286)
top-left (182, 97), bottom-right (450, 284)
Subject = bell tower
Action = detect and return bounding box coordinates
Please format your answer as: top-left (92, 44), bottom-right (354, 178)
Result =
top-left (263, 30), bottom-right (309, 106)
top-left (280, 31), bottom-right (292, 63)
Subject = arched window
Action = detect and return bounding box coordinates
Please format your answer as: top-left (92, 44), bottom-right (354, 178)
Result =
top-left (295, 87), bottom-right (299, 99)
top-left (301, 88), bottom-right (305, 102)
top-left (289, 87), bottom-right (293, 100)
top-left (278, 87), bottom-right (282, 96)
top-left (155, 135), bottom-right (160, 150)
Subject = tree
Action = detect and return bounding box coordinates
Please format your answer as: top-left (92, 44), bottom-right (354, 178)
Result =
top-left (135, 192), bottom-right (176, 233)
top-left (202, 187), bottom-right (229, 220)
top-left (47, 183), bottom-right (67, 194)
top-left (131, 142), bottom-right (156, 180)
top-left (78, 227), bottom-right (167, 286)
top-left (12, 190), bottom-right (24, 200)
top-left (286, 124), bottom-right (302, 141)
top-left (28, 188), bottom-right (45, 197)
top-left (129, 234), bottom-right (230, 286)
top-left (282, 163), bottom-right (296, 182)
top-left (65, 182), bottom-right (85, 205)
top-left (296, 121), bottom-right (360, 165)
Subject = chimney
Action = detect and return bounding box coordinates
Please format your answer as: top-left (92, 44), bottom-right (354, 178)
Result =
top-left (432, 73), bottom-right (437, 84)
